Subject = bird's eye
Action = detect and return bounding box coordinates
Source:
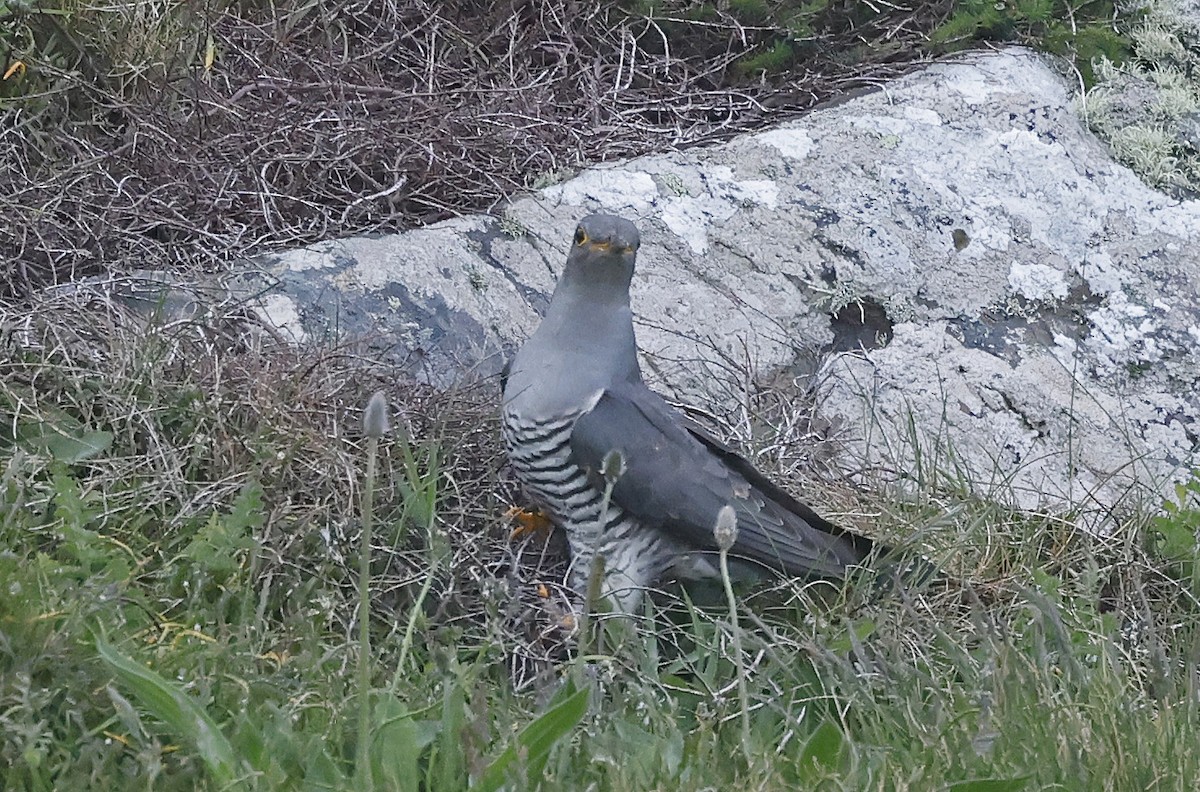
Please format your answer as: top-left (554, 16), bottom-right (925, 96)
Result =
top-left (573, 227), bottom-right (588, 246)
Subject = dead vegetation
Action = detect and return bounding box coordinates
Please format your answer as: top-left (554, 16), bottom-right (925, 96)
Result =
top-left (1, 0), bottom-right (952, 297)
top-left (0, 287), bottom-right (502, 617)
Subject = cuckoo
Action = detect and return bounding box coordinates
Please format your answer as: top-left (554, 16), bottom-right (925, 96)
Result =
top-left (501, 214), bottom-right (877, 613)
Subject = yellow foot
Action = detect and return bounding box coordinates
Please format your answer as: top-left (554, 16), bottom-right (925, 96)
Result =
top-left (535, 582), bottom-right (577, 634)
top-left (504, 506), bottom-right (554, 540)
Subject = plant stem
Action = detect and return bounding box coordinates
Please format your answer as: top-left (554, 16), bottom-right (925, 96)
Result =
top-left (355, 434), bottom-right (378, 786)
top-left (720, 543), bottom-right (752, 763)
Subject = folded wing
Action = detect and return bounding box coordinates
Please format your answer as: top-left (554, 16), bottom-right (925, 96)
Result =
top-left (568, 381), bottom-right (874, 578)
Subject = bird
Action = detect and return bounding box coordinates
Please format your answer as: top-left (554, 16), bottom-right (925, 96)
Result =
top-left (501, 214), bottom-right (878, 614)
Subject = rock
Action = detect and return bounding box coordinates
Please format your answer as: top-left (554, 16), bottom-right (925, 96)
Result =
top-left (85, 48), bottom-right (1200, 524)
top-left (1180, 110), bottom-right (1200, 151)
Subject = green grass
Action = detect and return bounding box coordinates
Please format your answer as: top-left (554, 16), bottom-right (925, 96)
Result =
top-left (0, 0), bottom-right (205, 100)
top-left (1081, 0), bottom-right (1200, 197)
top-left (928, 0), bottom-right (1134, 86)
top-left (3, 300), bottom-right (1200, 790)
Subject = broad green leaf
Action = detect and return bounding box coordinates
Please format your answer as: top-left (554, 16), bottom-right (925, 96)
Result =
top-left (827, 617), bottom-right (877, 654)
top-left (96, 637), bottom-right (244, 789)
top-left (50, 467), bottom-right (129, 578)
top-left (183, 482), bottom-right (261, 577)
top-left (226, 480), bottom-right (265, 535)
top-left (304, 747), bottom-right (344, 789)
top-left (474, 683), bottom-right (588, 792)
top-left (370, 694), bottom-right (440, 792)
top-left (797, 720), bottom-right (847, 781)
top-left (44, 429), bottom-right (113, 463)
top-left (17, 414), bottom-right (112, 463)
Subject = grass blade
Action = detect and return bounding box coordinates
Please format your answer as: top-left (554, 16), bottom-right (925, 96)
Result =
top-left (473, 684), bottom-right (588, 792)
top-left (96, 637), bottom-right (244, 789)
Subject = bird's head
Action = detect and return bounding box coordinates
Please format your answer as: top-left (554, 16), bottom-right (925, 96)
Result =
top-left (562, 214), bottom-right (640, 296)
top-left (503, 214), bottom-right (643, 408)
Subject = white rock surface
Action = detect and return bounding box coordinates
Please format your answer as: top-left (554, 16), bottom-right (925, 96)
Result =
top-left (225, 48), bottom-right (1200, 524)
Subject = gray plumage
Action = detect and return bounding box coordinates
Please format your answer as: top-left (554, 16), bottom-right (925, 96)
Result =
top-left (502, 214), bottom-right (875, 612)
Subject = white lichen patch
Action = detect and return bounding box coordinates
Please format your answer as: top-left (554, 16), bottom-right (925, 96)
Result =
top-left (1076, 250), bottom-right (1129, 295)
top-left (660, 167), bottom-right (779, 254)
top-left (883, 293), bottom-right (917, 323)
top-left (1008, 262), bottom-right (1069, 301)
top-left (941, 68), bottom-right (1003, 105)
top-left (904, 106), bottom-right (944, 126)
top-left (257, 294), bottom-right (309, 342)
top-left (965, 220), bottom-right (1014, 254)
top-left (1051, 333), bottom-right (1080, 368)
top-left (276, 243), bottom-right (342, 273)
top-left (1085, 291), bottom-right (1162, 371)
top-left (660, 200), bottom-right (721, 255)
top-left (541, 168), bottom-right (659, 211)
top-left (753, 128), bottom-right (815, 160)
top-left (844, 114), bottom-right (915, 137)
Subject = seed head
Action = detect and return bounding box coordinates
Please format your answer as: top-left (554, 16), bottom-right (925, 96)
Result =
top-left (714, 505), bottom-right (738, 551)
top-left (362, 391), bottom-right (390, 439)
top-left (601, 449), bottom-right (627, 483)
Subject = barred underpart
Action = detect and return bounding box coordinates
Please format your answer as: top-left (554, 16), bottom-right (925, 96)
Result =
top-left (502, 407), bottom-right (672, 613)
